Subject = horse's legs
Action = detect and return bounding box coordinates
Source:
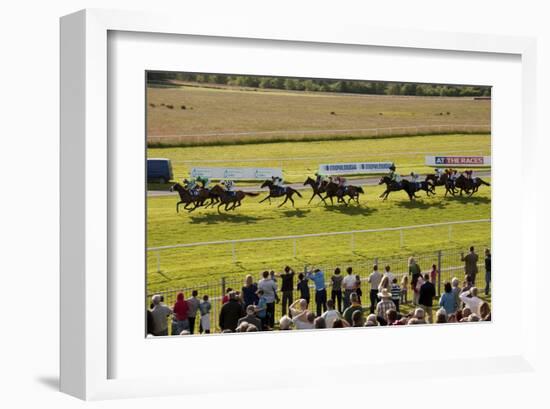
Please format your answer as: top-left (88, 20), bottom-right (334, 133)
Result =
top-left (176, 201), bottom-right (182, 213)
top-left (289, 196), bottom-right (295, 207)
top-left (278, 196), bottom-right (289, 208)
top-left (217, 202), bottom-right (224, 214)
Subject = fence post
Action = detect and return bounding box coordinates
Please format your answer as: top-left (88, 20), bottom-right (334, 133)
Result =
top-left (437, 250), bottom-right (442, 296)
top-left (231, 241), bottom-right (236, 263)
top-left (156, 251), bottom-right (161, 273)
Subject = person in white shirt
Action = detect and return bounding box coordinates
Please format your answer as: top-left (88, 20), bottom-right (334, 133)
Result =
top-left (459, 287), bottom-right (483, 315)
top-left (342, 266), bottom-right (357, 310)
top-left (321, 299), bottom-right (342, 328)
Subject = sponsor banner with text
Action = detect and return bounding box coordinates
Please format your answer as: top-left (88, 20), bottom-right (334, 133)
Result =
top-left (425, 156), bottom-right (491, 167)
top-left (319, 162), bottom-right (393, 175)
top-left (190, 167), bottom-right (283, 180)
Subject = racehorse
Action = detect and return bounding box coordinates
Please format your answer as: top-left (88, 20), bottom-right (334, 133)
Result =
top-left (453, 174), bottom-right (491, 196)
top-left (209, 185), bottom-right (260, 213)
top-left (259, 180), bottom-right (303, 207)
top-left (378, 176), bottom-right (415, 201)
top-left (425, 170), bottom-right (456, 196)
top-left (410, 179), bottom-right (436, 197)
top-left (303, 177), bottom-right (328, 204)
top-left (169, 182), bottom-right (203, 212)
top-left (323, 181), bottom-right (364, 206)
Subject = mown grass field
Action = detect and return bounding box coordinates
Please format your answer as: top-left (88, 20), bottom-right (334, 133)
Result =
top-left (147, 85), bottom-right (490, 145)
top-left (147, 133), bottom-right (491, 293)
top-left (149, 133), bottom-right (491, 185)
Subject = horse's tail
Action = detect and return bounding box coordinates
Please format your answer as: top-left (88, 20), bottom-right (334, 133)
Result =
top-left (244, 192), bottom-right (260, 196)
top-left (479, 179), bottom-right (491, 186)
top-left (289, 187), bottom-right (302, 197)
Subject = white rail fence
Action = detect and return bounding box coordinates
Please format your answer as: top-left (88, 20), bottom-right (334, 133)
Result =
top-left (148, 219), bottom-right (490, 273)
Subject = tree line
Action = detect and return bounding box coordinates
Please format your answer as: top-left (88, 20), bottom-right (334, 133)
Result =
top-left (147, 72), bottom-right (491, 97)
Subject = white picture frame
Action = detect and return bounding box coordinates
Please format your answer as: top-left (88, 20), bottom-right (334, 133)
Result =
top-left (60, 8), bottom-right (538, 400)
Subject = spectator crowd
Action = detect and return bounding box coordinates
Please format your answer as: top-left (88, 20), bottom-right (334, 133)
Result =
top-left (147, 246), bottom-right (491, 336)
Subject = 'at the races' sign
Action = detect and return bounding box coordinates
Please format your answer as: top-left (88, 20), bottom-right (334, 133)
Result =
top-left (425, 156), bottom-right (491, 167)
top-left (319, 162), bottom-right (393, 175)
top-left (190, 167), bottom-right (283, 180)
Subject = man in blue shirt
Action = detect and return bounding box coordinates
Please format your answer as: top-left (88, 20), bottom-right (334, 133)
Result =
top-left (306, 268), bottom-right (327, 316)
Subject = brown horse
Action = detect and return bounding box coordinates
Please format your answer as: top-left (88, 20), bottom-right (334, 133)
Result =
top-left (322, 181), bottom-right (364, 206)
top-left (453, 174), bottom-right (491, 196)
top-left (303, 177), bottom-right (328, 204)
top-left (209, 185), bottom-right (259, 213)
top-left (259, 180), bottom-right (303, 207)
top-left (169, 183), bottom-right (202, 212)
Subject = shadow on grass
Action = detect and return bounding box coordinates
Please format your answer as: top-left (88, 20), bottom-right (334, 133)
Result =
top-left (188, 213), bottom-right (265, 225)
top-left (281, 208), bottom-right (312, 218)
top-left (395, 199), bottom-right (448, 210)
top-left (445, 195), bottom-right (491, 205)
top-left (322, 203), bottom-right (378, 216)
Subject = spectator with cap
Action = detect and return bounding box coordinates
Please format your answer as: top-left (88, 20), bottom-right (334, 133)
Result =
top-left (150, 294), bottom-right (172, 336)
top-left (219, 291), bottom-right (244, 332)
top-left (237, 305), bottom-right (263, 331)
top-left (306, 268), bottom-right (327, 316)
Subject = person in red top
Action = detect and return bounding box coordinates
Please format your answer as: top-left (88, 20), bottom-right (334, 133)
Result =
top-left (172, 292), bottom-right (190, 335)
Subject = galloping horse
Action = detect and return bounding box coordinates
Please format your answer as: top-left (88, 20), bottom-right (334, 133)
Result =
top-left (323, 181), bottom-right (364, 206)
top-left (410, 179), bottom-right (436, 197)
top-left (259, 180), bottom-right (303, 207)
top-left (303, 177), bottom-right (328, 204)
top-left (378, 176), bottom-right (415, 201)
top-left (453, 175), bottom-right (491, 196)
top-left (209, 185), bottom-right (259, 213)
top-left (169, 183), bottom-right (202, 212)
top-left (425, 171), bottom-right (457, 196)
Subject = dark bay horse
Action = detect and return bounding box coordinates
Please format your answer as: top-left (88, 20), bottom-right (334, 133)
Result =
top-left (410, 179), bottom-right (436, 197)
top-left (323, 181), bottom-right (364, 206)
top-left (378, 176), bottom-right (415, 201)
top-left (453, 175), bottom-right (491, 196)
top-left (169, 183), bottom-right (202, 212)
top-left (209, 185), bottom-right (259, 213)
top-left (303, 177), bottom-right (328, 204)
top-left (260, 180), bottom-right (303, 207)
top-left (425, 171), bottom-right (456, 196)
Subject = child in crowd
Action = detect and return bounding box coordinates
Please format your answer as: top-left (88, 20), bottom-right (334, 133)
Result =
top-left (400, 275), bottom-right (408, 304)
top-left (390, 278), bottom-right (401, 312)
top-left (199, 294), bottom-right (211, 334)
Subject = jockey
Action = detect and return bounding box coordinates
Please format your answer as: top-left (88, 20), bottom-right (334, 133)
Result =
top-left (272, 175), bottom-right (285, 193)
top-left (184, 178), bottom-right (198, 196)
top-left (196, 175), bottom-right (210, 189)
top-left (314, 172), bottom-right (324, 186)
top-left (435, 167), bottom-right (443, 181)
top-left (410, 171), bottom-right (420, 188)
top-left (388, 164), bottom-right (402, 185)
top-left (449, 169), bottom-right (458, 187)
top-left (222, 180), bottom-right (235, 195)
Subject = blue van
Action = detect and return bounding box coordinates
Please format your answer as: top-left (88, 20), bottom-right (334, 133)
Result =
top-left (147, 158), bottom-right (173, 184)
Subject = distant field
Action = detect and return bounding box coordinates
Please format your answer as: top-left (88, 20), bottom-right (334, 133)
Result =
top-left (146, 85), bottom-right (490, 146)
top-left (148, 133), bottom-right (491, 184)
